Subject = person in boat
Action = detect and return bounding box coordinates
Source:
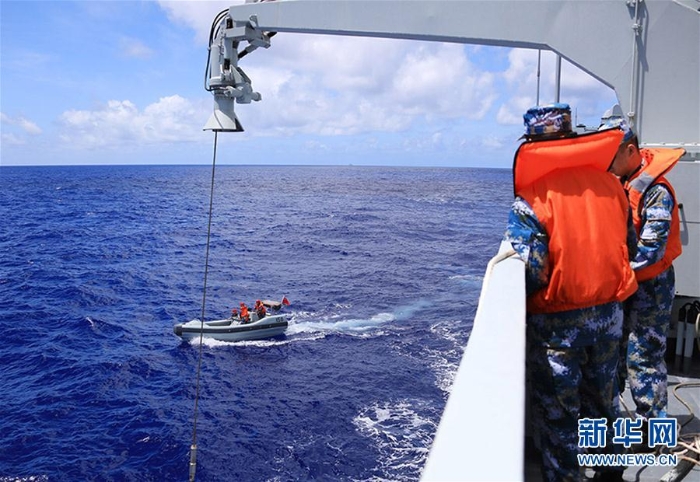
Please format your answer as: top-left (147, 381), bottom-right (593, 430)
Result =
top-left (503, 103), bottom-right (638, 482)
top-left (231, 308), bottom-right (239, 320)
top-left (600, 112), bottom-right (683, 438)
top-left (254, 299), bottom-right (266, 319)
top-left (239, 302), bottom-right (250, 324)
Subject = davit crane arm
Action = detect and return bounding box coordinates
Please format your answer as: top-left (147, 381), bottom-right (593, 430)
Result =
top-left (203, 9), bottom-right (273, 132)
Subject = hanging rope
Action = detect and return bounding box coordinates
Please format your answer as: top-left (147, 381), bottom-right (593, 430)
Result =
top-left (189, 131), bottom-right (219, 482)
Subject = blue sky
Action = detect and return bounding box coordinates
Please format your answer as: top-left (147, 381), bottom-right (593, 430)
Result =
top-left (1, 0), bottom-right (618, 167)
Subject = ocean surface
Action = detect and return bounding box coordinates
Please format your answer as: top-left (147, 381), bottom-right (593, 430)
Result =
top-left (0, 165), bottom-right (513, 482)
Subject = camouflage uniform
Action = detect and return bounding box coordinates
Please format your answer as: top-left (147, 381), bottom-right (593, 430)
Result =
top-left (620, 184), bottom-right (675, 419)
top-left (505, 196), bottom-right (635, 482)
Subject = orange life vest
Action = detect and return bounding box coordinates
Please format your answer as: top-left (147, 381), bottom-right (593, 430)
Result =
top-left (513, 129), bottom-right (623, 195)
top-left (625, 148), bottom-right (684, 282)
top-left (514, 131), bottom-right (638, 314)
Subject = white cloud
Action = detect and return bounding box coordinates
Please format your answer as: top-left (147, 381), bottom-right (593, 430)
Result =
top-left (19, 118), bottom-right (42, 135)
top-left (495, 49), bottom-right (617, 128)
top-left (1, 112), bottom-right (43, 135)
top-left (216, 37), bottom-right (499, 138)
top-left (389, 43), bottom-right (496, 120)
top-left (57, 95), bottom-right (211, 149)
top-left (303, 140), bottom-right (329, 152)
top-left (496, 100), bottom-right (530, 125)
top-left (119, 37), bottom-right (154, 59)
top-left (158, 0), bottom-right (236, 44)
top-left (2, 50), bottom-right (53, 74)
top-left (1, 133), bottom-right (26, 147)
top-left (479, 135), bottom-right (508, 150)
top-left (269, 35), bottom-right (406, 94)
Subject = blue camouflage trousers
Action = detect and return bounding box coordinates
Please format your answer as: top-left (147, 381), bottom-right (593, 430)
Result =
top-left (619, 266), bottom-right (675, 419)
top-left (528, 335), bottom-right (622, 481)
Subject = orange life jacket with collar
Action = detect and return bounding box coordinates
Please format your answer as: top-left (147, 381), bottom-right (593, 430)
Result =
top-left (625, 148), bottom-right (684, 282)
top-left (513, 130), bottom-right (638, 314)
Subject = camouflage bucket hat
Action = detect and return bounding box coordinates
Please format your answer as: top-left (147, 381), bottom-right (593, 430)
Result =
top-left (598, 116), bottom-right (635, 143)
top-left (522, 103), bottom-right (573, 139)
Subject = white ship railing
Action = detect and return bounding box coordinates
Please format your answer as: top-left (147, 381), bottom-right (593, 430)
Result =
top-left (421, 241), bottom-right (526, 481)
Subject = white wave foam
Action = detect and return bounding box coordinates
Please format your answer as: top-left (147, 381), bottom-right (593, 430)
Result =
top-left (426, 320), bottom-right (469, 394)
top-left (289, 299), bottom-right (433, 335)
top-left (0, 477), bottom-right (49, 482)
top-left (428, 351), bottom-right (459, 394)
top-left (353, 399), bottom-right (438, 482)
top-left (429, 319), bottom-right (466, 345)
top-left (186, 335), bottom-right (293, 348)
top-left (448, 273), bottom-right (484, 287)
top-left (284, 299), bottom-right (437, 341)
top-left (391, 299), bottom-right (433, 321)
top-left (288, 311), bottom-right (395, 336)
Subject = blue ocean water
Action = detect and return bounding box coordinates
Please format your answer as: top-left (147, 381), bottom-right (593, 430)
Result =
top-left (0, 165), bottom-right (513, 482)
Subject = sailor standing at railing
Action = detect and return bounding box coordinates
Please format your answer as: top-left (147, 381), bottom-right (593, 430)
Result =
top-left (503, 104), bottom-right (638, 482)
top-left (600, 111), bottom-right (684, 450)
